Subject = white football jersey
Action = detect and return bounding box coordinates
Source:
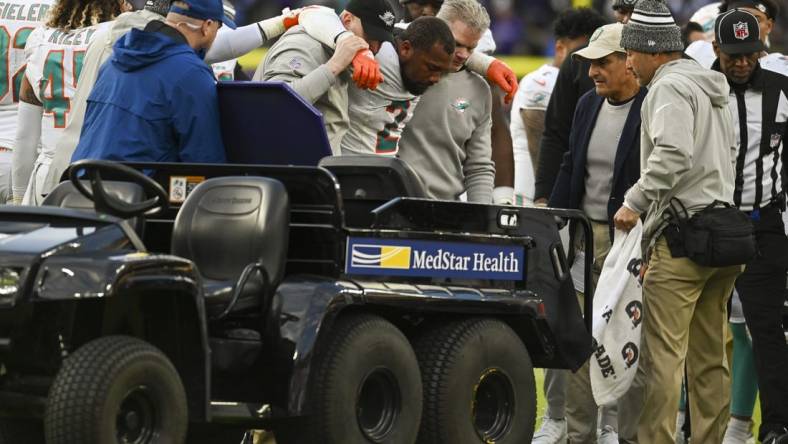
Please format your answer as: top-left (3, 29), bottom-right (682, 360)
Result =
top-left (341, 42), bottom-right (419, 156)
top-left (0, 0), bottom-right (54, 149)
top-left (510, 64), bottom-right (558, 205)
top-left (212, 59), bottom-right (237, 81)
top-left (24, 21), bottom-right (111, 157)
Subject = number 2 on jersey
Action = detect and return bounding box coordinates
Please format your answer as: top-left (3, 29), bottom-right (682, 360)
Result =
top-left (40, 49), bottom-right (83, 128)
top-left (0, 26), bottom-right (34, 103)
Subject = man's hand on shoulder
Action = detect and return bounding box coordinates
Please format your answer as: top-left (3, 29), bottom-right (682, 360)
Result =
top-left (487, 60), bottom-right (518, 104)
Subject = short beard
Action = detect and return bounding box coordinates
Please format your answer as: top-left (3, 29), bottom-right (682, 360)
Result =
top-left (401, 64), bottom-right (430, 95)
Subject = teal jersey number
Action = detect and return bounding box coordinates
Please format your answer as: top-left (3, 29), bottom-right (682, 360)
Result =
top-left (40, 49), bottom-right (84, 128)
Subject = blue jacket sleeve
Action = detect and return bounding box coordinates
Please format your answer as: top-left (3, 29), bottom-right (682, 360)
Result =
top-left (171, 66), bottom-right (227, 163)
top-left (548, 96), bottom-right (588, 209)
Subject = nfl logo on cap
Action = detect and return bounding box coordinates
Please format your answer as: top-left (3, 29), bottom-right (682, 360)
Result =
top-left (734, 21), bottom-right (749, 40)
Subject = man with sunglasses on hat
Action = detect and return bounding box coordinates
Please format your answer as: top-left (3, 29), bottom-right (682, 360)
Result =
top-left (72, 0), bottom-right (232, 163)
top-left (712, 8), bottom-right (788, 444)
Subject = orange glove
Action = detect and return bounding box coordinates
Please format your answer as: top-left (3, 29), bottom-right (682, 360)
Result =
top-left (282, 8), bottom-right (300, 30)
top-left (487, 59), bottom-right (518, 104)
top-left (351, 49), bottom-right (383, 90)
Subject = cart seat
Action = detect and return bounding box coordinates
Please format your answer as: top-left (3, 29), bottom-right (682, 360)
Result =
top-left (318, 155), bottom-right (427, 200)
top-left (171, 177), bottom-right (289, 318)
top-left (42, 181), bottom-right (146, 234)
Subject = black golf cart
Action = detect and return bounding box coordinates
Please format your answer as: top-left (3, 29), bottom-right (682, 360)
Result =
top-left (0, 83), bottom-right (594, 444)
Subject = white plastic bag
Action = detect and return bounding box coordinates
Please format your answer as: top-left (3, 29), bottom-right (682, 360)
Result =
top-left (590, 221), bottom-right (643, 406)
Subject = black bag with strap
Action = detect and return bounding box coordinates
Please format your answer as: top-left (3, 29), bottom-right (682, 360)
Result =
top-left (662, 199), bottom-right (756, 267)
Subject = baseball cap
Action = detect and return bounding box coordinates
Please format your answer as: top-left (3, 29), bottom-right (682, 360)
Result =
top-left (727, 0), bottom-right (779, 20)
top-left (612, 0), bottom-right (637, 11)
top-left (715, 9), bottom-right (766, 55)
top-left (573, 23), bottom-right (626, 60)
top-left (346, 0), bottom-right (397, 43)
top-left (169, 0), bottom-right (236, 29)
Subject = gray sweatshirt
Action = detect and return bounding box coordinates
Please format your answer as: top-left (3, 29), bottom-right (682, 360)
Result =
top-left (623, 58), bottom-right (737, 249)
top-left (254, 25), bottom-right (349, 155)
top-left (398, 70), bottom-right (495, 203)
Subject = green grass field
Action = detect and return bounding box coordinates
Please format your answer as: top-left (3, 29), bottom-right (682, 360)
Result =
top-left (533, 370), bottom-right (762, 436)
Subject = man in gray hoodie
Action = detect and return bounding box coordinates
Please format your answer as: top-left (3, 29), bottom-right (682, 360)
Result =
top-left (613, 0), bottom-right (742, 443)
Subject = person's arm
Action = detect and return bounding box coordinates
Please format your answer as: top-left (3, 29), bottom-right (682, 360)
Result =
top-left (253, 34), bottom-right (367, 104)
top-left (464, 89), bottom-right (495, 204)
top-left (297, 6), bottom-right (382, 89)
top-left (11, 77), bottom-right (43, 204)
top-left (205, 8), bottom-right (301, 64)
top-left (522, 109), bottom-right (546, 166)
top-left (623, 82), bottom-right (695, 214)
top-left (173, 69), bottom-right (227, 164)
top-left (465, 51), bottom-right (518, 104)
top-left (534, 55), bottom-right (587, 203)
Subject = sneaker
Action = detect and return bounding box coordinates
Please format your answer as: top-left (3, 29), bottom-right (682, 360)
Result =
top-left (723, 418), bottom-right (754, 444)
top-left (598, 425), bottom-right (619, 444)
top-left (532, 417), bottom-right (567, 444)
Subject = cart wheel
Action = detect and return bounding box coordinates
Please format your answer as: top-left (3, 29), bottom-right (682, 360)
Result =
top-left (414, 318), bottom-right (536, 444)
top-left (0, 419), bottom-right (43, 444)
top-left (277, 313), bottom-right (422, 444)
top-left (45, 336), bottom-right (187, 444)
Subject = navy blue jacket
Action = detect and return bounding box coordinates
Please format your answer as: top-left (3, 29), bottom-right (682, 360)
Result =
top-left (549, 88), bottom-right (646, 233)
top-left (73, 22), bottom-right (226, 164)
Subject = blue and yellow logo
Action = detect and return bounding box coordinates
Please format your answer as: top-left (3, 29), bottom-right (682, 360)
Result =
top-left (351, 244), bottom-right (411, 269)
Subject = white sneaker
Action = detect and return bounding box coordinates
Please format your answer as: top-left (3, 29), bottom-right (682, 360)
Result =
top-left (532, 417), bottom-right (567, 444)
top-left (723, 418), bottom-right (755, 444)
top-left (598, 425), bottom-right (619, 444)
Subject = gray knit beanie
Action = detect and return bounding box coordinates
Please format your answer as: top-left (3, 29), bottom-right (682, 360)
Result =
top-left (621, 0), bottom-right (684, 53)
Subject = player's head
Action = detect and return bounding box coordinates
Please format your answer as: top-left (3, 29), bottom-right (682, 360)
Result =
top-left (400, 0), bottom-right (443, 21)
top-left (611, 0), bottom-right (637, 23)
top-left (166, 0), bottom-right (236, 53)
top-left (682, 21), bottom-right (705, 47)
top-left (719, 0), bottom-right (778, 44)
top-left (436, 0), bottom-right (490, 71)
top-left (552, 8), bottom-right (609, 67)
top-left (47, 0), bottom-right (133, 30)
top-left (341, 0), bottom-right (397, 55)
top-left (397, 16), bottom-right (454, 95)
top-left (688, 2), bottom-right (722, 42)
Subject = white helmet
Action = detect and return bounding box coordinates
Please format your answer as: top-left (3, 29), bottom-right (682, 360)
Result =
top-left (689, 2), bottom-right (721, 42)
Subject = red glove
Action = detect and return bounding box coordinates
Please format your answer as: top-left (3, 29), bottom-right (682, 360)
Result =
top-left (487, 59), bottom-right (518, 104)
top-left (282, 9), bottom-right (300, 30)
top-left (352, 49), bottom-right (383, 90)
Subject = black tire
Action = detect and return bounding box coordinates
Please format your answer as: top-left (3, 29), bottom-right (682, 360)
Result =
top-left (44, 335), bottom-right (187, 444)
top-left (0, 419), bottom-right (43, 444)
top-left (277, 314), bottom-right (422, 444)
top-left (414, 318), bottom-right (536, 444)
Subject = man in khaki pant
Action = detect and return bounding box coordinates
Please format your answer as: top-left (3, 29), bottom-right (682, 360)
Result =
top-left (613, 0), bottom-right (743, 442)
top-left (549, 22), bottom-right (646, 443)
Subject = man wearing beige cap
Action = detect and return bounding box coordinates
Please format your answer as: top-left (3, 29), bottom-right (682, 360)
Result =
top-left (548, 22), bottom-right (646, 444)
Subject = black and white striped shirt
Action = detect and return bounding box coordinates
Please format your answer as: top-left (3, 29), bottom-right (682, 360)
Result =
top-left (715, 62), bottom-right (788, 211)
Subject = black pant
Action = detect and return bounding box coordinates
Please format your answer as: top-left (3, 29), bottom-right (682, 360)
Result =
top-left (736, 208), bottom-right (788, 440)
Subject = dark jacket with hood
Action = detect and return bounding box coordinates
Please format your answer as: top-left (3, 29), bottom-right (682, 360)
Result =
top-left (72, 22), bottom-right (226, 164)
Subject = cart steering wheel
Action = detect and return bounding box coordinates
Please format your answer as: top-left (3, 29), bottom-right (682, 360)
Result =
top-left (68, 159), bottom-right (169, 218)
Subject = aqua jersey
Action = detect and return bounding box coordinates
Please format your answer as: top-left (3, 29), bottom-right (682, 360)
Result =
top-left (24, 21), bottom-right (112, 159)
top-left (0, 0), bottom-right (53, 149)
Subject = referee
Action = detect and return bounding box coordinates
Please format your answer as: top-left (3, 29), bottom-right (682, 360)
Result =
top-left (713, 9), bottom-right (788, 444)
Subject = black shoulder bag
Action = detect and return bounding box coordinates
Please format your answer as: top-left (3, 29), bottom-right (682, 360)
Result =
top-left (662, 199), bottom-right (756, 267)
